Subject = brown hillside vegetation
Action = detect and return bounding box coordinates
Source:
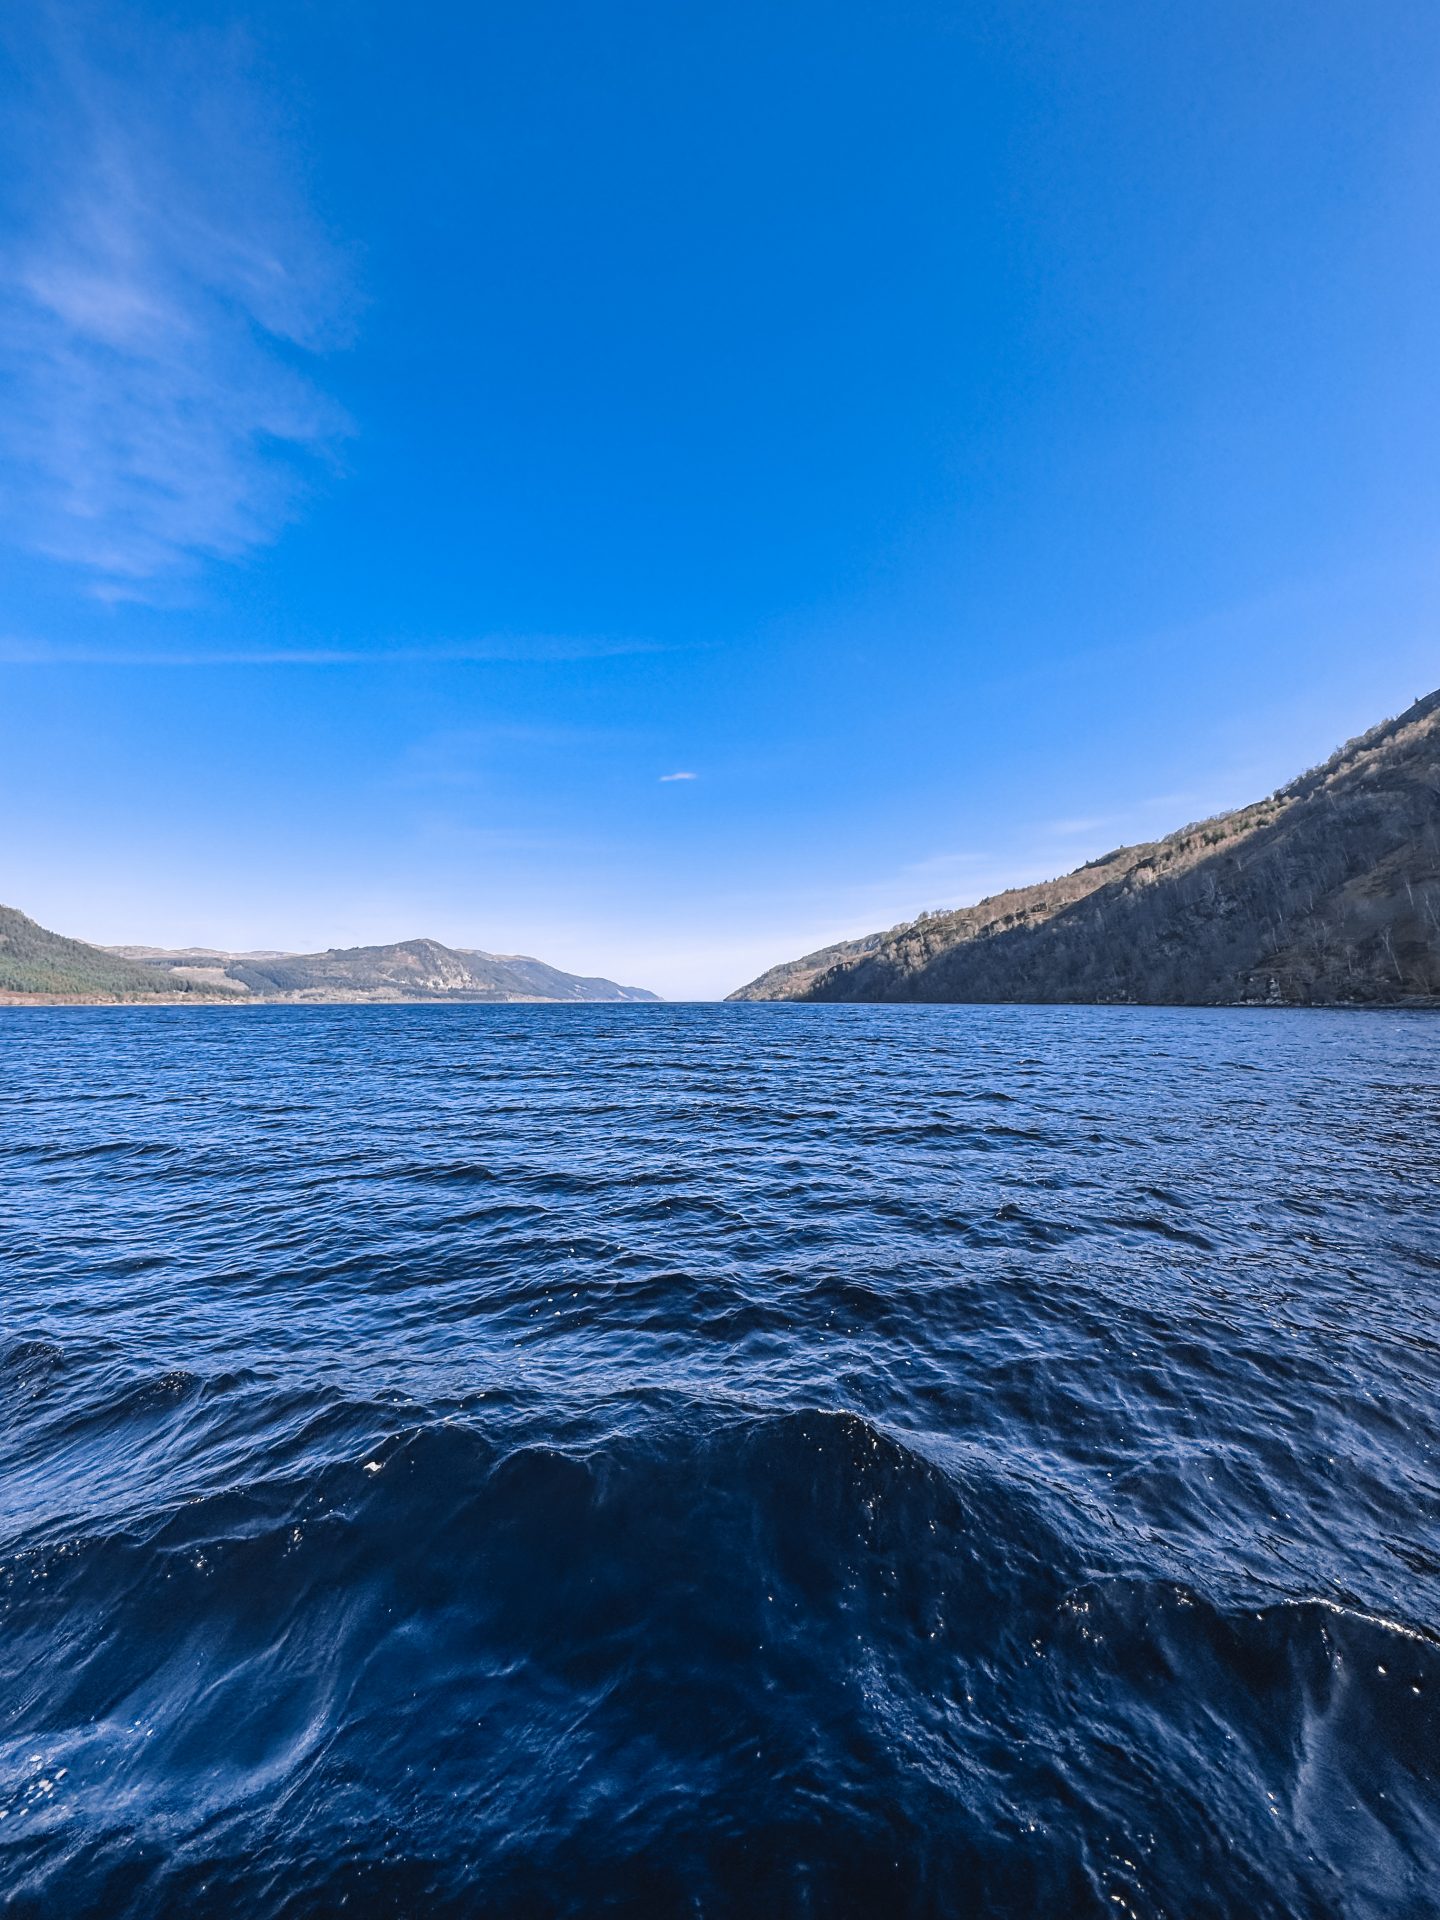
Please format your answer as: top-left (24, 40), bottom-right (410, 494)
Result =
top-left (730, 689), bottom-right (1440, 1007)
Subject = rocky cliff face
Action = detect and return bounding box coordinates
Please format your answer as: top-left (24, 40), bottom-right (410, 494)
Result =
top-left (730, 690), bottom-right (1440, 1008)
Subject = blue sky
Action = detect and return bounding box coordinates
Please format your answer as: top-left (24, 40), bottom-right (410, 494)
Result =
top-left (2, 1), bottom-right (1437, 997)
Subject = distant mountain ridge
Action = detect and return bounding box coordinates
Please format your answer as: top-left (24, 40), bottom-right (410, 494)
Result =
top-left (1, 917), bottom-right (659, 1004)
top-left (730, 689), bottom-right (1440, 1008)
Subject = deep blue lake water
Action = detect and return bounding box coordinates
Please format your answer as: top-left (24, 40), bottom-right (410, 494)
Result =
top-left (1, 1002), bottom-right (1437, 1918)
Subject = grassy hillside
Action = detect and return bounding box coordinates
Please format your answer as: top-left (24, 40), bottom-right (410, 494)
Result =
top-left (730, 690), bottom-right (1440, 1007)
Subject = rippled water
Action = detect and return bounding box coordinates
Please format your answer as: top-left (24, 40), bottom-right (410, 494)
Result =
top-left (2, 1003), bottom-right (1437, 1918)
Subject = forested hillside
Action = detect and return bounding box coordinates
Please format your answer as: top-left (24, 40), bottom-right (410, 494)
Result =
top-left (3, 915), bottom-right (658, 1004)
top-left (0, 907), bottom-right (211, 1000)
top-left (731, 690), bottom-right (1440, 1007)
top-left (115, 937), bottom-right (659, 1002)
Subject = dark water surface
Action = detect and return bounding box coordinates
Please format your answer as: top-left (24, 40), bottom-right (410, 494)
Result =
top-left (2, 1003), bottom-right (1438, 1918)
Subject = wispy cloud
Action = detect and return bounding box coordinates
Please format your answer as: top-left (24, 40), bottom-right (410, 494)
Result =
top-left (0, 10), bottom-right (355, 594)
top-left (1045, 814), bottom-right (1113, 837)
top-left (0, 635), bottom-right (665, 667)
top-left (391, 721), bottom-right (646, 790)
top-left (659, 770), bottom-right (698, 782)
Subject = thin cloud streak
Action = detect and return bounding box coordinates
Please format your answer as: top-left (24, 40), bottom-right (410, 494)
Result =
top-left (390, 721), bottom-right (648, 791)
top-left (0, 636), bottom-right (667, 668)
top-left (0, 11), bottom-right (355, 594)
top-left (659, 771), bottom-right (698, 782)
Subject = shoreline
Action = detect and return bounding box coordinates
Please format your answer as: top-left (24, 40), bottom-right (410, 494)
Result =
top-left (1, 994), bottom-right (1434, 1012)
top-left (0, 992), bottom-right (663, 1008)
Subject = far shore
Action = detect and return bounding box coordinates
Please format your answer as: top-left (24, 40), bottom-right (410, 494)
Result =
top-left (3, 994), bottom-right (1434, 1013)
top-left (0, 992), bottom-right (666, 1008)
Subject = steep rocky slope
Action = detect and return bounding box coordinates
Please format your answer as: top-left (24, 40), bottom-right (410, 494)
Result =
top-left (731, 690), bottom-right (1440, 1007)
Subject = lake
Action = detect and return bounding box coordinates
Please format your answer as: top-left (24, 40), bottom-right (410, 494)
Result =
top-left (1, 1003), bottom-right (1437, 1917)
